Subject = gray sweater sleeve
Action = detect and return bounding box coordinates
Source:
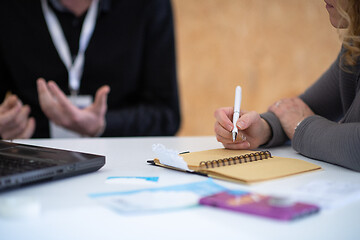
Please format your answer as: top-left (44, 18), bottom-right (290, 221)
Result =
top-left (299, 51), bottom-right (343, 120)
top-left (260, 112), bottom-right (288, 147)
top-left (292, 116), bottom-right (360, 172)
top-left (259, 53), bottom-right (343, 148)
top-left (261, 48), bottom-right (360, 172)
top-left (293, 48), bottom-right (360, 172)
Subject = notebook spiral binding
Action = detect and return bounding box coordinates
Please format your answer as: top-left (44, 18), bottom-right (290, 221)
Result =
top-left (199, 150), bottom-right (272, 169)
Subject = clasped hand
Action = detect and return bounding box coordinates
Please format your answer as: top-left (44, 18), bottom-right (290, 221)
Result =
top-left (214, 97), bottom-right (314, 149)
top-left (268, 97), bottom-right (314, 139)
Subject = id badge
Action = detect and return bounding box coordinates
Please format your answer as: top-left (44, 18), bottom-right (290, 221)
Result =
top-left (50, 95), bottom-right (93, 138)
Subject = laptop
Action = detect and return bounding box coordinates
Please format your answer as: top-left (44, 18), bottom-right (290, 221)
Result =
top-left (0, 140), bottom-right (105, 191)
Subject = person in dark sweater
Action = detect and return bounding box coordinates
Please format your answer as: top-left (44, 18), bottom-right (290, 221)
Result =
top-left (214, 0), bottom-right (360, 172)
top-left (0, 0), bottom-right (180, 139)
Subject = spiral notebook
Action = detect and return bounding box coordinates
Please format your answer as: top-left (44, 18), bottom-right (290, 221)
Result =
top-left (148, 148), bottom-right (321, 184)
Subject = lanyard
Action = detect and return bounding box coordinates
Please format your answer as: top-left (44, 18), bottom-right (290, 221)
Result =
top-left (41, 0), bottom-right (99, 96)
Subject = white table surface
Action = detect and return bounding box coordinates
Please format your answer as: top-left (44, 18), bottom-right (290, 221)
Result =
top-left (0, 136), bottom-right (359, 240)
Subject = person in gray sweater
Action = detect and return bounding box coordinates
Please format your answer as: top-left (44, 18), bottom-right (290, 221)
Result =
top-left (214, 0), bottom-right (360, 172)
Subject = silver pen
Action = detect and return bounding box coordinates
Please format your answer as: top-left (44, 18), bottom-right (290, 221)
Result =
top-left (232, 86), bottom-right (242, 142)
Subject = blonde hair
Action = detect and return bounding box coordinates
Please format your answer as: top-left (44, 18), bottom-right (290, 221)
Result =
top-left (338, 0), bottom-right (360, 67)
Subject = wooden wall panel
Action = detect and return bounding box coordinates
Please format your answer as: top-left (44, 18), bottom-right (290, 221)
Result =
top-left (172, 0), bottom-right (341, 136)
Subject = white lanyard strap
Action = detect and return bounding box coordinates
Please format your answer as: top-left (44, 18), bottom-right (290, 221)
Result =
top-left (41, 0), bottom-right (99, 95)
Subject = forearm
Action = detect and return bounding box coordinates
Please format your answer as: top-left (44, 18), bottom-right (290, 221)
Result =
top-left (292, 115), bottom-right (360, 172)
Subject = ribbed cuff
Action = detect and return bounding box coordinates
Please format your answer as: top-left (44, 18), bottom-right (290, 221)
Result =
top-left (292, 115), bottom-right (319, 153)
top-left (260, 112), bottom-right (288, 147)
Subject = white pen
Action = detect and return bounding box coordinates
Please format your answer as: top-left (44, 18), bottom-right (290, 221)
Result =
top-left (232, 86), bottom-right (242, 142)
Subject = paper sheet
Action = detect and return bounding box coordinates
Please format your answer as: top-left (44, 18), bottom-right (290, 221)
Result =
top-left (89, 179), bottom-right (227, 214)
top-left (290, 180), bottom-right (360, 210)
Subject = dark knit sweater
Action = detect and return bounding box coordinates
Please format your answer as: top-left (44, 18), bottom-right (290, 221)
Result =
top-left (0, 0), bottom-right (180, 138)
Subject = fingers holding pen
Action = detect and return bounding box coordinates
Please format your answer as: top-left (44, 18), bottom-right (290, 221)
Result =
top-left (236, 110), bottom-right (257, 131)
top-left (238, 111), bottom-right (272, 148)
top-left (214, 121), bottom-right (232, 143)
top-left (214, 107), bottom-right (234, 131)
top-left (232, 113), bottom-right (251, 148)
top-left (223, 140), bottom-right (251, 150)
top-left (214, 107), bottom-right (251, 149)
top-left (214, 107), bottom-right (235, 143)
top-left (219, 110), bottom-right (265, 149)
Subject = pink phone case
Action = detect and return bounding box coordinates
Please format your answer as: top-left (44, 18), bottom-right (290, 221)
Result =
top-left (199, 191), bottom-right (320, 221)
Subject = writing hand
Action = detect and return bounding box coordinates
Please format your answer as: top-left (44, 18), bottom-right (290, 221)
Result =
top-left (0, 94), bottom-right (35, 139)
top-left (37, 78), bottom-right (110, 137)
top-left (268, 97), bottom-right (315, 139)
top-left (214, 107), bottom-right (271, 149)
